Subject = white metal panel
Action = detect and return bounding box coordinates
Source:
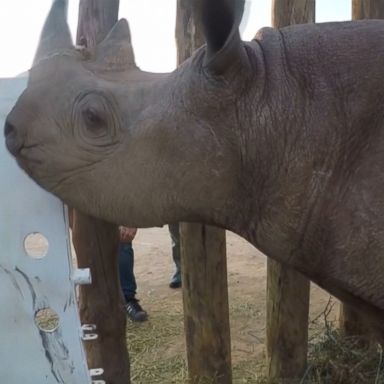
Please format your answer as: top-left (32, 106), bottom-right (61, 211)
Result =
top-left (0, 77), bottom-right (93, 383)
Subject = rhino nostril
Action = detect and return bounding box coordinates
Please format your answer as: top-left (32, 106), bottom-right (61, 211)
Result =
top-left (4, 119), bottom-right (15, 138)
top-left (4, 119), bottom-right (23, 155)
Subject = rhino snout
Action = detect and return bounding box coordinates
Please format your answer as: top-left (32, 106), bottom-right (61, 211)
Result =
top-left (4, 118), bottom-right (24, 156)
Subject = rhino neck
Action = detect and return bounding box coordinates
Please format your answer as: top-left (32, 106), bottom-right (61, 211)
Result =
top-left (236, 27), bottom-right (371, 284)
top-left (229, 34), bottom-right (331, 273)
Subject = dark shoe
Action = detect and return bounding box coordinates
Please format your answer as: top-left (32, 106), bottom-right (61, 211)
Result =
top-left (169, 269), bottom-right (182, 289)
top-left (125, 299), bottom-right (148, 322)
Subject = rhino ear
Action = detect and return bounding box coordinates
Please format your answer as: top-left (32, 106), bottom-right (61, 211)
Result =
top-left (33, 0), bottom-right (73, 65)
top-left (93, 19), bottom-right (137, 71)
top-left (197, 0), bottom-right (248, 75)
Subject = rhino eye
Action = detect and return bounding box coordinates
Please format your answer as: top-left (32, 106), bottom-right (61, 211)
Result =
top-left (74, 91), bottom-right (118, 146)
top-left (83, 107), bottom-right (106, 132)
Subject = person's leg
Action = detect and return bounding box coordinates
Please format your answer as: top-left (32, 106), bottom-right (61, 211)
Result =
top-left (168, 223), bottom-right (182, 288)
top-left (118, 241), bottom-right (137, 301)
top-left (118, 241), bottom-right (147, 321)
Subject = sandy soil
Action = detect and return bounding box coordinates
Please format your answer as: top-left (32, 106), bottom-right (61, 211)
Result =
top-left (130, 227), bottom-right (338, 365)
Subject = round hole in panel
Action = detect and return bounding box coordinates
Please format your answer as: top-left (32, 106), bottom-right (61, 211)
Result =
top-left (24, 233), bottom-right (49, 259)
top-left (35, 308), bottom-right (60, 332)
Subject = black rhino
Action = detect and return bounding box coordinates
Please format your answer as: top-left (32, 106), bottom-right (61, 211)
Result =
top-left (5, 0), bottom-right (384, 337)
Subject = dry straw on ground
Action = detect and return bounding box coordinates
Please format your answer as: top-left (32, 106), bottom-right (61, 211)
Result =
top-left (126, 297), bottom-right (384, 384)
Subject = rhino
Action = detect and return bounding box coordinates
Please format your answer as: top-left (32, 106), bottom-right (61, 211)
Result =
top-left (4, 0), bottom-right (384, 336)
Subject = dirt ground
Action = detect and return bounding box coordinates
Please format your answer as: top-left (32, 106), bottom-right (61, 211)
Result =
top-left (126, 227), bottom-right (338, 383)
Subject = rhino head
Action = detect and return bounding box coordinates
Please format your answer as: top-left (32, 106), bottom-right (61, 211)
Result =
top-left (4, 0), bottom-right (252, 229)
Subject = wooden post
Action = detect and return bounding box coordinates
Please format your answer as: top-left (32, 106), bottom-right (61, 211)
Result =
top-left (176, 1), bottom-right (232, 383)
top-left (337, 0), bottom-right (384, 339)
top-left (266, 1), bottom-right (315, 381)
top-left (339, 304), bottom-right (368, 337)
top-left (180, 224), bottom-right (232, 383)
top-left (266, 261), bottom-right (310, 380)
top-left (73, 1), bottom-right (130, 383)
top-left (73, 213), bottom-right (130, 383)
top-left (272, 0), bottom-right (315, 27)
top-left (77, 0), bottom-right (121, 48)
top-left (352, 0), bottom-right (384, 19)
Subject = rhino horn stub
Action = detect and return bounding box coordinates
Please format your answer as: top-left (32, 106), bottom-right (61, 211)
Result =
top-left (93, 19), bottom-right (137, 72)
top-left (33, 0), bottom-right (73, 65)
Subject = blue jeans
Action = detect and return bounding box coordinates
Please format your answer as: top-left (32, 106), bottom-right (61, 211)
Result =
top-left (168, 224), bottom-right (181, 283)
top-left (168, 223), bottom-right (181, 267)
top-left (118, 242), bottom-right (137, 302)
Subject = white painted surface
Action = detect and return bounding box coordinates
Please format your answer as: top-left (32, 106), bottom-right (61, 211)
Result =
top-left (0, 77), bottom-right (92, 383)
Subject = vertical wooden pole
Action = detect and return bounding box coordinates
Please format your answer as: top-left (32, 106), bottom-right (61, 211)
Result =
top-left (77, 0), bottom-right (121, 48)
top-left (272, 0), bottom-right (315, 27)
top-left (176, 1), bottom-right (232, 383)
top-left (180, 224), bottom-right (232, 383)
top-left (73, 1), bottom-right (130, 383)
top-left (337, 0), bottom-right (384, 339)
top-left (352, 0), bottom-right (384, 19)
top-left (266, 1), bottom-right (315, 381)
top-left (73, 213), bottom-right (130, 383)
top-left (266, 261), bottom-right (311, 380)
top-left (339, 304), bottom-right (368, 337)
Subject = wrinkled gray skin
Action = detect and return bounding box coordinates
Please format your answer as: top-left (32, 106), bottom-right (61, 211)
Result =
top-left (5, 0), bottom-right (384, 334)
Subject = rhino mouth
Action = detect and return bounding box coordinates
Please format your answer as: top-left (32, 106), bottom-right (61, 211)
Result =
top-left (8, 140), bottom-right (45, 179)
top-left (13, 149), bottom-right (36, 175)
